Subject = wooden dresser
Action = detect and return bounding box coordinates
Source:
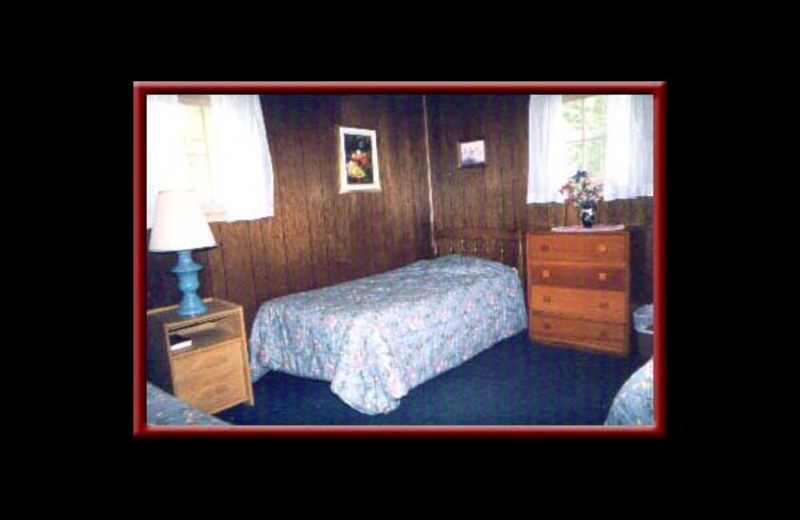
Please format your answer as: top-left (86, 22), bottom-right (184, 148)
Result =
top-left (526, 231), bottom-right (631, 355)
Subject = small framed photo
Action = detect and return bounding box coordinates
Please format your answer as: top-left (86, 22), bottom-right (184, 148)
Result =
top-left (339, 126), bottom-right (381, 193)
top-left (458, 139), bottom-right (485, 168)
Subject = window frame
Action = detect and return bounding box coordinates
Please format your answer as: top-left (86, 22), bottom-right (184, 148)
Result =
top-left (562, 94), bottom-right (607, 180)
top-left (175, 95), bottom-right (227, 222)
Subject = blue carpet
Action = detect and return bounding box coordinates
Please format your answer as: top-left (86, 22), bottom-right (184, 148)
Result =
top-left (216, 332), bottom-right (649, 425)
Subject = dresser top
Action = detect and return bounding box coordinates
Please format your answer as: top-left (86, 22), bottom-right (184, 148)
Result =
top-left (551, 225), bottom-right (626, 233)
top-left (528, 229), bottom-right (629, 236)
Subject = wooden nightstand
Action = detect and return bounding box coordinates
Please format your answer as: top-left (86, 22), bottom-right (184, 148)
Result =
top-left (146, 298), bottom-right (254, 414)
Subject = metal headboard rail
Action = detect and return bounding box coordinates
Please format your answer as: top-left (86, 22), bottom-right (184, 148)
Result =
top-left (433, 228), bottom-right (524, 284)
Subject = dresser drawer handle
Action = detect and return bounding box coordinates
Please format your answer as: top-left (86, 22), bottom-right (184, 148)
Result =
top-left (598, 244), bottom-right (608, 253)
top-left (543, 322), bottom-right (552, 330)
top-left (598, 272), bottom-right (607, 281)
top-left (542, 269), bottom-right (551, 278)
top-left (599, 302), bottom-right (609, 309)
top-left (599, 330), bottom-right (609, 339)
top-left (543, 295), bottom-right (552, 303)
top-left (540, 244), bottom-right (550, 252)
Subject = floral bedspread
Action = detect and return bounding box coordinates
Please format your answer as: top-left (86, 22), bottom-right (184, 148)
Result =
top-left (604, 357), bottom-right (654, 426)
top-left (146, 382), bottom-right (228, 426)
top-left (250, 255), bottom-right (527, 415)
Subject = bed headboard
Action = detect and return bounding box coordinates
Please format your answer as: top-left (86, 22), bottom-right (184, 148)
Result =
top-left (433, 228), bottom-right (524, 282)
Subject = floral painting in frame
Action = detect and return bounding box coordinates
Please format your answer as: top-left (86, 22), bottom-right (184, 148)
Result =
top-left (339, 126), bottom-right (381, 193)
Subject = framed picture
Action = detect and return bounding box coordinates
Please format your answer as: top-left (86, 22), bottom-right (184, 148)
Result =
top-left (339, 126), bottom-right (381, 193)
top-left (458, 139), bottom-right (485, 168)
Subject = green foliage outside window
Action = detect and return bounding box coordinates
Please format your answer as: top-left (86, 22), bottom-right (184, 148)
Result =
top-left (564, 96), bottom-right (607, 180)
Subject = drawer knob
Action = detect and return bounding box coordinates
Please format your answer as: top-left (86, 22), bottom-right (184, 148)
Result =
top-left (540, 244), bottom-right (550, 252)
top-left (598, 244), bottom-right (608, 253)
top-left (599, 302), bottom-right (609, 309)
top-left (543, 295), bottom-right (552, 303)
top-left (599, 330), bottom-right (609, 338)
top-left (543, 322), bottom-right (552, 330)
top-left (542, 269), bottom-right (551, 278)
top-left (598, 272), bottom-right (607, 281)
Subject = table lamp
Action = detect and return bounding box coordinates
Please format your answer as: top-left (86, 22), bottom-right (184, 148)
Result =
top-left (149, 189), bottom-right (217, 316)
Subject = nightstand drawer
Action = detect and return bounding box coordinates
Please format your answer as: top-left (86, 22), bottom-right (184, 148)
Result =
top-left (172, 340), bottom-right (244, 385)
top-left (528, 264), bottom-right (625, 291)
top-left (527, 234), bottom-right (627, 264)
top-left (174, 370), bottom-right (248, 414)
top-left (529, 286), bottom-right (626, 322)
top-left (529, 314), bottom-right (627, 353)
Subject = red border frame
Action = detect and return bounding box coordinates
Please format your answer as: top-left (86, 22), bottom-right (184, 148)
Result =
top-left (133, 81), bottom-right (666, 438)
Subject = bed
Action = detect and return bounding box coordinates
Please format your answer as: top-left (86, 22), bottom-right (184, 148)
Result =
top-left (249, 228), bottom-right (527, 415)
top-left (604, 357), bottom-right (654, 426)
top-left (146, 382), bottom-right (229, 426)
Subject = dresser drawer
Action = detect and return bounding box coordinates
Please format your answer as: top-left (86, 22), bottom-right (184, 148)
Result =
top-left (529, 286), bottom-right (626, 322)
top-left (174, 369), bottom-right (249, 414)
top-left (529, 314), bottom-right (628, 354)
top-left (172, 340), bottom-right (245, 384)
top-left (528, 263), bottom-right (625, 291)
top-left (527, 233), bottom-right (627, 264)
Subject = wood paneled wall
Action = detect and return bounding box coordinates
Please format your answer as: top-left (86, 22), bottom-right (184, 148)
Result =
top-left (147, 95), bottom-right (432, 330)
top-left (146, 93), bottom-right (655, 334)
top-left (425, 95), bottom-right (654, 305)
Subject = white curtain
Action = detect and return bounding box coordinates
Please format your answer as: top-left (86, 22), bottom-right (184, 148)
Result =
top-left (146, 95), bottom-right (191, 228)
top-left (527, 95), bottom-right (568, 203)
top-left (206, 95), bottom-right (274, 222)
top-left (604, 95), bottom-right (653, 200)
top-left (146, 94), bottom-right (275, 228)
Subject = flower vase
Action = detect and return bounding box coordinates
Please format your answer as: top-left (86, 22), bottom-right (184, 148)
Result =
top-left (579, 202), bottom-right (596, 228)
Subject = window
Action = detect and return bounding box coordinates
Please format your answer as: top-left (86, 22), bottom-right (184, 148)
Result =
top-left (146, 94), bottom-right (274, 229)
top-left (562, 95), bottom-right (607, 180)
top-left (176, 95), bottom-right (226, 221)
top-left (526, 94), bottom-right (652, 204)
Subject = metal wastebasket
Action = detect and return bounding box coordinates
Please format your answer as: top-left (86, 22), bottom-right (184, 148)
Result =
top-left (633, 304), bottom-right (653, 358)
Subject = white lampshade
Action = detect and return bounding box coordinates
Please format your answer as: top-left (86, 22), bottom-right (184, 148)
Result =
top-left (149, 190), bottom-right (217, 252)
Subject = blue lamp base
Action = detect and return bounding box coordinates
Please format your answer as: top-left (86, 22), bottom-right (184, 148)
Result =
top-left (172, 250), bottom-right (208, 316)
